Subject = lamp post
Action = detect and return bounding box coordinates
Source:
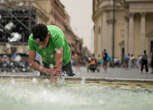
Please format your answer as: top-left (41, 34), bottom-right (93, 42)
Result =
top-left (112, 0), bottom-right (115, 65)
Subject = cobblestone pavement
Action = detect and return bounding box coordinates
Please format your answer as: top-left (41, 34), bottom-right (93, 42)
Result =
top-left (73, 67), bottom-right (153, 81)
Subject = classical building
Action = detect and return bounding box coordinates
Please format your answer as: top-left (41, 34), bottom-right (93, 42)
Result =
top-left (92, 0), bottom-right (153, 61)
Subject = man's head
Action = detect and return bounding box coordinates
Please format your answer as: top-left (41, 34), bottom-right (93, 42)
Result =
top-left (32, 24), bottom-right (49, 48)
top-left (32, 24), bottom-right (48, 41)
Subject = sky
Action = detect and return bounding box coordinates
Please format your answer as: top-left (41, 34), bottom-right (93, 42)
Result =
top-left (61, 0), bottom-right (94, 52)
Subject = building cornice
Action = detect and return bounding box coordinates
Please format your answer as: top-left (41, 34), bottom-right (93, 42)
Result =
top-left (51, 0), bottom-right (66, 18)
top-left (125, 0), bottom-right (153, 3)
top-left (33, 3), bottom-right (49, 22)
top-left (92, 7), bottom-right (125, 22)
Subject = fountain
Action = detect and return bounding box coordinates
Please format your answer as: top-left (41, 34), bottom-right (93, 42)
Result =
top-left (0, 79), bottom-right (153, 110)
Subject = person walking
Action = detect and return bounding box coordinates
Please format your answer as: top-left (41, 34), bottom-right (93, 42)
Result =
top-left (129, 54), bottom-right (135, 68)
top-left (102, 49), bottom-right (110, 72)
top-left (123, 53), bottom-right (130, 69)
top-left (97, 54), bottom-right (102, 71)
top-left (151, 52), bottom-right (153, 73)
top-left (136, 55), bottom-right (142, 69)
top-left (140, 50), bottom-right (148, 73)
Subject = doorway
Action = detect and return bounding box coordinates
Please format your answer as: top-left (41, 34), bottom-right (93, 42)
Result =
top-left (151, 41), bottom-right (153, 53)
top-left (121, 48), bottom-right (125, 64)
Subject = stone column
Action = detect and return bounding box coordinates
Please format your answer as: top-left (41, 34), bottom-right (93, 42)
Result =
top-left (98, 26), bottom-right (101, 55)
top-left (107, 19), bottom-right (113, 56)
top-left (102, 12), bottom-right (108, 52)
top-left (128, 13), bottom-right (135, 54)
top-left (140, 13), bottom-right (146, 52)
top-left (124, 16), bottom-right (129, 55)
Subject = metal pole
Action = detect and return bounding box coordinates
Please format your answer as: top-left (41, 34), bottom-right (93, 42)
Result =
top-left (112, 0), bottom-right (115, 65)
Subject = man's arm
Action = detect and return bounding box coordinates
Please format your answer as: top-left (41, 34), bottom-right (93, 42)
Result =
top-left (54, 48), bottom-right (63, 74)
top-left (29, 50), bottom-right (51, 75)
top-left (50, 48), bottom-right (63, 83)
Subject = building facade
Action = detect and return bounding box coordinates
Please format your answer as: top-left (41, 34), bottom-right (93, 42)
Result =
top-left (0, 0), bottom-right (90, 63)
top-left (93, 0), bottom-right (153, 61)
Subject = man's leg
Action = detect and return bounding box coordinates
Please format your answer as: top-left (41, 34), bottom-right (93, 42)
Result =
top-left (62, 62), bottom-right (75, 76)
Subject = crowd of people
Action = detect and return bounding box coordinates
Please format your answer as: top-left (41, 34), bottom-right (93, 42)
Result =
top-left (123, 50), bottom-right (153, 73)
top-left (72, 49), bottom-right (112, 72)
top-left (72, 49), bottom-right (153, 74)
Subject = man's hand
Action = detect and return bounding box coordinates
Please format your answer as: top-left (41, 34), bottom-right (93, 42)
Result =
top-left (45, 67), bottom-right (61, 77)
top-left (53, 67), bottom-right (61, 77)
top-left (47, 67), bottom-right (61, 83)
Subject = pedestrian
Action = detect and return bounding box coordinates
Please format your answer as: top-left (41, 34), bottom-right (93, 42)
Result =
top-left (97, 54), bottom-right (102, 71)
top-left (129, 54), bottom-right (135, 68)
top-left (140, 50), bottom-right (148, 73)
top-left (136, 55), bottom-right (142, 69)
top-left (102, 49), bottom-right (110, 72)
top-left (151, 52), bottom-right (153, 73)
top-left (123, 53), bottom-right (130, 69)
top-left (28, 24), bottom-right (75, 83)
top-left (87, 54), bottom-right (98, 72)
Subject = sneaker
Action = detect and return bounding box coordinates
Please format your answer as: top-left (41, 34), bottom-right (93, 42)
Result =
top-left (67, 73), bottom-right (75, 76)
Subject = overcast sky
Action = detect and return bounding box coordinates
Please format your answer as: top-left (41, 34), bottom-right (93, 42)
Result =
top-left (61, 0), bottom-right (94, 52)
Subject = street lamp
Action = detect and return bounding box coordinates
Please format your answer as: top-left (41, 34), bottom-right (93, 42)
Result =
top-left (112, 0), bottom-right (115, 65)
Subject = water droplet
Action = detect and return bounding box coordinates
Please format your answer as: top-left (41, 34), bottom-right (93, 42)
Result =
top-left (81, 77), bottom-right (86, 85)
top-left (11, 79), bottom-right (15, 84)
top-left (43, 79), bottom-right (50, 83)
top-left (56, 49), bottom-right (61, 54)
top-left (32, 78), bottom-right (38, 83)
top-left (50, 55), bottom-right (54, 58)
top-left (49, 64), bottom-right (54, 68)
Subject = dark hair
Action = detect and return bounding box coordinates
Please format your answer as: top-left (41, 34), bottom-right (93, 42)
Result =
top-left (32, 24), bottom-right (48, 41)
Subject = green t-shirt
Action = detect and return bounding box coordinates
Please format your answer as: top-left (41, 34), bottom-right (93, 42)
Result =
top-left (28, 25), bottom-right (71, 66)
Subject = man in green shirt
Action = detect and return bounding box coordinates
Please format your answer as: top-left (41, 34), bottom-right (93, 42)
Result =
top-left (28, 24), bottom-right (75, 82)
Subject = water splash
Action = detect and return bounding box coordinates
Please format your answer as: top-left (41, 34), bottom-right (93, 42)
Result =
top-left (81, 77), bottom-right (86, 85)
top-left (56, 49), bottom-right (61, 54)
top-left (43, 79), bottom-right (50, 83)
top-left (49, 64), bottom-right (54, 69)
top-left (32, 78), bottom-right (38, 84)
top-left (58, 75), bottom-right (65, 84)
top-left (11, 79), bottom-right (16, 84)
top-left (0, 81), bottom-right (153, 110)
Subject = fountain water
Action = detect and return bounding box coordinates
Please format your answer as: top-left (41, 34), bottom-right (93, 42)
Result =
top-left (0, 80), bottom-right (153, 110)
top-left (81, 77), bottom-right (86, 85)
